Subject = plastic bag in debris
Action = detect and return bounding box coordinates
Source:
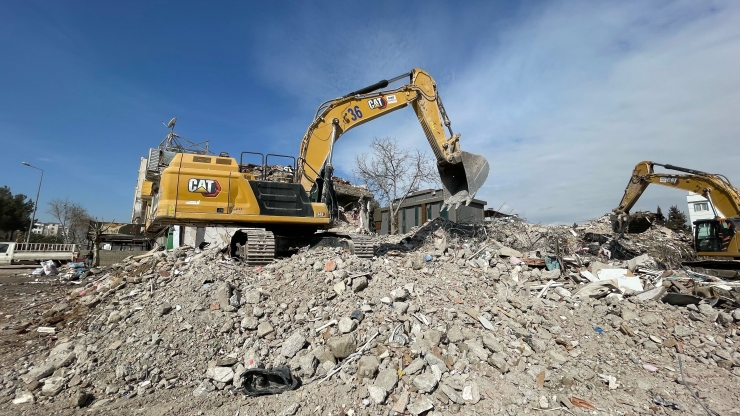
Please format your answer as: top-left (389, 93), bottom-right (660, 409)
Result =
top-left (545, 256), bottom-right (560, 271)
top-left (68, 262), bottom-right (86, 269)
top-left (41, 260), bottom-right (58, 276)
top-left (31, 268), bottom-right (45, 276)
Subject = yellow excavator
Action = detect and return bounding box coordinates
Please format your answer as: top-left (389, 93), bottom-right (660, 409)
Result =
top-left (146, 69), bottom-right (489, 264)
top-left (612, 161), bottom-right (740, 259)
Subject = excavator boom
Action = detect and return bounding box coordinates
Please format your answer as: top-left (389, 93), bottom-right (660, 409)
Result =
top-left (295, 69), bottom-right (489, 210)
top-left (613, 161), bottom-right (740, 219)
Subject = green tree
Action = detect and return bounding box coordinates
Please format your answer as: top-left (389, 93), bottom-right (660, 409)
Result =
top-left (665, 205), bottom-right (690, 233)
top-left (655, 206), bottom-right (665, 225)
top-left (0, 186), bottom-right (34, 240)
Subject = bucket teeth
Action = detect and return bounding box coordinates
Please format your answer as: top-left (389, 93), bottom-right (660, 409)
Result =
top-left (439, 151), bottom-right (490, 211)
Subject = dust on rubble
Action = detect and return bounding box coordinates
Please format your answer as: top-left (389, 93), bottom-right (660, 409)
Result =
top-left (0, 214), bottom-right (738, 416)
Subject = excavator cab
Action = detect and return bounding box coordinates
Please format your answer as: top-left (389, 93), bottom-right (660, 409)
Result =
top-left (694, 218), bottom-right (739, 254)
top-left (695, 220), bottom-right (722, 252)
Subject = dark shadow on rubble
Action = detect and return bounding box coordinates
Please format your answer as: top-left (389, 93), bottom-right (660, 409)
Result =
top-left (607, 239), bottom-right (640, 261)
top-left (375, 217), bottom-right (487, 256)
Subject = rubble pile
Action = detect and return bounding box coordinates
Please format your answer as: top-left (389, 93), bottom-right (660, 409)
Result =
top-left (577, 215), bottom-right (696, 267)
top-left (2, 214), bottom-right (739, 415)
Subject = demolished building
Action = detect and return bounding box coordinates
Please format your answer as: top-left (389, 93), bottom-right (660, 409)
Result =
top-left (5, 211), bottom-right (740, 414)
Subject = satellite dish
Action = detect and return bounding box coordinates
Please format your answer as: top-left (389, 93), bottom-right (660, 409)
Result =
top-left (167, 118), bottom-right (177, 129)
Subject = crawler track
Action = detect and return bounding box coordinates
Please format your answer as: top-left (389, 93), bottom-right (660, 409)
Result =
top-left (245, 229), bottom-right (275, 265)
top-left (348, 234), bottom-right (375, 258)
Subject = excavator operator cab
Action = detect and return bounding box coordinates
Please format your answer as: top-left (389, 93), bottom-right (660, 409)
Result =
top-left (694, 218), bottom-right (738, 252)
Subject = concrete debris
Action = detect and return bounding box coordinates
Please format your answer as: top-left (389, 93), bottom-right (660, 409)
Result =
top-left (357, 355), bottom-right (379, 379)
top-left (411, 372), bottom-right (438, 393)
top-left (205, 366), bottom-right (234, 383)
top-left (12, 391), bottom-right (35, 405)
top-left (40, 376), bottom-right (65, 396)
top-left (328, 334), bottom-right (357, 359)
top-left (70, 390), bottom-right (90, 407)
top-left (406, 395), bottom-right (434, 415)
top-left (280, 332), bottom-right (306, 358)
top-left (373, 369), bottom-right (398, 393)
top-left (1, 212), bottom-right (739, 415)
top-left (193, 380), bottom-right (216, 397)
top-left (367, 385), bottom-right (386, 404)
top-left (390, 390), bottom-right (410, 413)
top-left (337, 316), bottom-right (357, 333)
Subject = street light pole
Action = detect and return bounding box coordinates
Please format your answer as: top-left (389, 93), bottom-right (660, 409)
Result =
top-left (22, 162), bottom-right (44, 245)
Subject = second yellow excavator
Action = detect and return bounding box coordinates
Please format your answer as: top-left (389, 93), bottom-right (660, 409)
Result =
top-left (146, 69), bottom-right (489, 264)
top-left (612, 161), bottom-right (740, 259)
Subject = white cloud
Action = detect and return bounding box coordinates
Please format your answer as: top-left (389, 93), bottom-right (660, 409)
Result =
top-left (449, 1), bottom-right (740, 223)
top-left (252, 1), bottom-right (740, 224)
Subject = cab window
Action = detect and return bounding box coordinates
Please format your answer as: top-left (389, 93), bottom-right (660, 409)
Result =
top-left (696, 223), bottom-right (712, 238)
top-left (0, 244), bottom-right (9, 253)
top-left (695, 222), bottom-right (720, 252)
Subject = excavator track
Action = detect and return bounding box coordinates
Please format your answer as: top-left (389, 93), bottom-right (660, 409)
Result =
top-left (348, 234), bottom-right (375, 258)
top-left (245, 229), bottom-right (276, 265)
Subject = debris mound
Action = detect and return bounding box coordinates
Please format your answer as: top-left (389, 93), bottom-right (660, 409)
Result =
top-left (2, 213), bottom-right (739, 415)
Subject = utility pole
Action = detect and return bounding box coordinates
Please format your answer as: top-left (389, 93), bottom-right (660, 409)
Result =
top-left (22, 162), bottom-right (44, 245)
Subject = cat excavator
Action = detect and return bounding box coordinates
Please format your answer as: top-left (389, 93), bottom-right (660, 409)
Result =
top-left (612, 161), bottom-right (740, 259)
top-left (146, 69), bottom-right (489, 264)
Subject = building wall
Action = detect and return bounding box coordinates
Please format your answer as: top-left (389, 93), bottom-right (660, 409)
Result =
top-left (131, 157), bottom-right (148, 223)
top-left (45, 224), bottom-right (60, 237)
top-left (373, 189), bottom-right (487, 235)
top-left (687, 192), bottom-right (718, 231)
top-left (457, 202), bottom-right (486, 223)
top-left (183, 226), bottom-right (240, 248)
top-left (404, 189), bottom-right (444, 204)
top-left (98, 250), bottom-right (149, 266)
top-left (31, 222), bottom-right (63, 237)
top-left (80, 249), bottom-right (149, 267)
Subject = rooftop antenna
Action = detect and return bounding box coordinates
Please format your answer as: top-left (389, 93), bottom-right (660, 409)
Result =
top-left (157, 117), bottom-right (211, 155)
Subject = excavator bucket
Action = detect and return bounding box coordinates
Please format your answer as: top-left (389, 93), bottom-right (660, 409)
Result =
top-left (610, 212), bottom-right (655, 234)
top-left (439, 151), bottom-right (490, 211)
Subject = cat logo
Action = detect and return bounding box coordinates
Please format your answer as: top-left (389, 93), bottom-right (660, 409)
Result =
top-left (659, 177), bottom-right (679, 185)
top-left (367, 96), bottom-right (388, 110)
top-left (187, 178), bottom-right (221, 197)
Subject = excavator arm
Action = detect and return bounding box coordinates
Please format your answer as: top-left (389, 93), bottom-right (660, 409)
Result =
top-left (295, 69), bottom-right (489, 210)
top-left (613, 161), bottom-right (740, 231)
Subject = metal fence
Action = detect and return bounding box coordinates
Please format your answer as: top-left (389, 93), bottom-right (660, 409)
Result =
top-left (13, 243), bottom-right (77, 252)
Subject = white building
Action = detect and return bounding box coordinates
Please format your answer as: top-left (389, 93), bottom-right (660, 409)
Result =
top-left (131, 157), bottom-right (149, 224)
top-left (686, 192), bottom-right (720, 232)
top-left (31, 222), bottom-right (64, 237)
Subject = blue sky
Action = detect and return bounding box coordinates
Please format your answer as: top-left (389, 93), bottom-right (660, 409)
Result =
top-left (1, 1), bottom-right (739, 224)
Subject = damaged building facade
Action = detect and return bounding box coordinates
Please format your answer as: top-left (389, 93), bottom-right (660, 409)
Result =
top-left (374, 188), bottom-right (487, 234)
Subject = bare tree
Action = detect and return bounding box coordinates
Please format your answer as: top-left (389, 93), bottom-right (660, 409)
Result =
top-left (47, 199), bottom-right (91, 245)
top-left (354, 137), bottom-right (439, 234)
top-left (88, 219), bottom-right (116, 267)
